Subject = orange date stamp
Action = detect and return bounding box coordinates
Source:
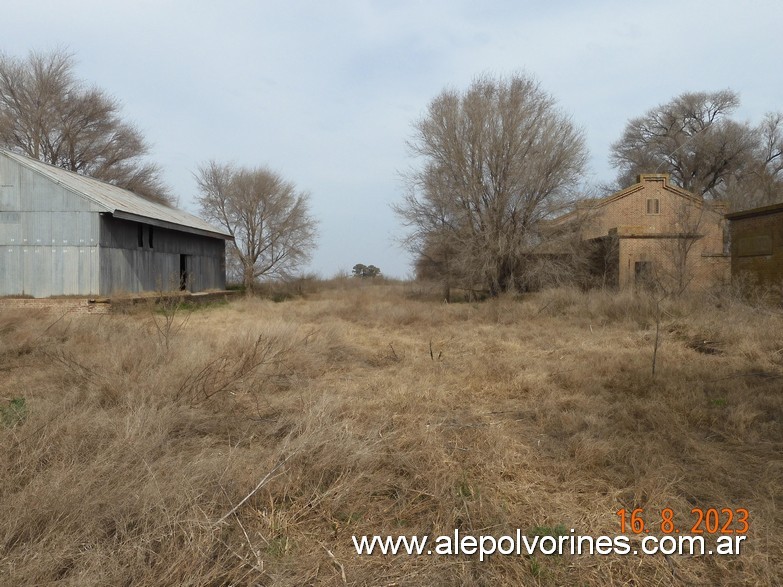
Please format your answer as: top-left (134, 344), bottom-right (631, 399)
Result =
top-left (617, 508), bottom-right (749, 535)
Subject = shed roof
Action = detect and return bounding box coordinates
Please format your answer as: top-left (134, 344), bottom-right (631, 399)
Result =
top-left (1, 149), bottom-right (232, 240)
top-left (725, 201), bottom-right (783, 221)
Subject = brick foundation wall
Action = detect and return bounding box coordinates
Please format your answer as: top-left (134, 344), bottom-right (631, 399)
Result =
top-left (0, 291), bottom-right (237, 315)
top-left (0, 298), bottom-right (111, 315)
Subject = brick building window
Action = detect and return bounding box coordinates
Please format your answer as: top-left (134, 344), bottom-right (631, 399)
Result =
top-left (646, 198), bottom-right (660, 215)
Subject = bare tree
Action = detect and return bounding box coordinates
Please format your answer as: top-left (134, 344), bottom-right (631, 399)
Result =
top-left (610, 89), bottom-right (783, 209)
top-left (611, 90), bottom-right (755, 196)
top-left (0, 48), bottom-right (170, 205)
top-left (196, 161), bottom-right (317, 291)
top-left (395, 73), bottom-right (588, 297)
top-left (735, 112), bottom-right (783, 208)
top-left (654, 200), bottom-right (709, 296)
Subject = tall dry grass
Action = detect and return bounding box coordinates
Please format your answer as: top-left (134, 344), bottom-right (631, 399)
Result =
top-left (1, 284), bottom-right (781, 585)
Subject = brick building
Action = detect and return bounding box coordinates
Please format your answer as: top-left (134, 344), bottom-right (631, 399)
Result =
top-left (726, 202), bottom-right (783, 286)
top-left (554, 174), bottom-right (729, 290)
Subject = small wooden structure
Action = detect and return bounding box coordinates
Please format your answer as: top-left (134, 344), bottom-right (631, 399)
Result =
top-left (727, 202), bottom-right (783, 286)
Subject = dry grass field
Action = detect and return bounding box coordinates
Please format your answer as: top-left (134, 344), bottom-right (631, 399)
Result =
top-left (1, 283), bottom-right (782, 586)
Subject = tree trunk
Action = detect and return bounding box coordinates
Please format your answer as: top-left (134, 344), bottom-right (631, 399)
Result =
top-left (442, 281), bottom-right (451, 303)
top-left (243, 264), bottom-right (255, 294)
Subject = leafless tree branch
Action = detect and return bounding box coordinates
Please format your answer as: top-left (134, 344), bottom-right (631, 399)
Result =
top-left (395, 73), bottom-right (587, 297)
top-left (0, 48), bottom-right (171, 205)
top-left (196, 161), bottom-right (317, 290)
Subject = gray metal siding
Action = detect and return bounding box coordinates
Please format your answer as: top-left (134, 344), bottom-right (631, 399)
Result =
top-left (98, 216), bottom-right (226, 295)
top-left (1, 153), bottom-right (227, 297)
top-left (1, 156), bottom-right (100, 297)
top-left (0, 156), bottom-right (20, 211)
top-left (2, 149), bottom-right (231, 239)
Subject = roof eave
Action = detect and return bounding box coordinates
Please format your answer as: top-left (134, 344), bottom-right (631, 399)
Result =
top-left (111, 210), bottom-right (234, 240)
top-left (726, 201), bottom-right (783, 220)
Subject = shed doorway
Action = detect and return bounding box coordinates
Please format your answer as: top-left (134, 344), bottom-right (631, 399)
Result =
top-left (179, 254), bottom-right (190, 291)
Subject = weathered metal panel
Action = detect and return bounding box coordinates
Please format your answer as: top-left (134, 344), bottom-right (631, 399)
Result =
top-left (0, 247), bottom-right (21, 296)
top-left (28, 171), bottom-right (66, 212)
top-left (1, 151), bottom-right (226, 297)
top-left (0, 156), bottom-right (20, 210)
top-left (22, 246), bottom-right (50, 297)
top-left (1, 245), bottom-right (98, 297)
top-left (99, 215), bottom-right (225, 255)
top-left (0, 154), bottom-right (101, 296)
top-left (53, 212), bottom-right (93, 246)
top-left (183, 253), bottom-right (223, 292)
top-left (51, 246), bottom-right (64, 295)
top-left (2, 150), bottom-right (230, 238)
top-left (89, 247), bottom-right (100, 294)
top-left (0, 211), bottom-right (21, 245)
top-left (80, 211), bottom-right (99, 247)
top-left (98, 216), bottom-right (226, 295)
top-left (0, 185), bottom-right (19, 210)
top-left (23, 208), bottom-right (52, 246)
top-left (98, 248), bottom-right (226, 295)
top-left (59, 247), bottom-right (73, 296)
top-left (99, 248), bottom-right (176, 295)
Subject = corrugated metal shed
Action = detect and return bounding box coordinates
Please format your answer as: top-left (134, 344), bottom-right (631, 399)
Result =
top-left (1, 150), bottom-right (229, 297)
top-left (1, 149), bottom-right (231, 240)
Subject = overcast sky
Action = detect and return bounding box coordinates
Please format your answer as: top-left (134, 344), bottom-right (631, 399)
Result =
top-left (4, 0), bottom-right (782, 277)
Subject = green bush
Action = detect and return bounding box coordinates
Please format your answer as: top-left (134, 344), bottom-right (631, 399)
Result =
top-left (1, 397), bottom-right (26, 428)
